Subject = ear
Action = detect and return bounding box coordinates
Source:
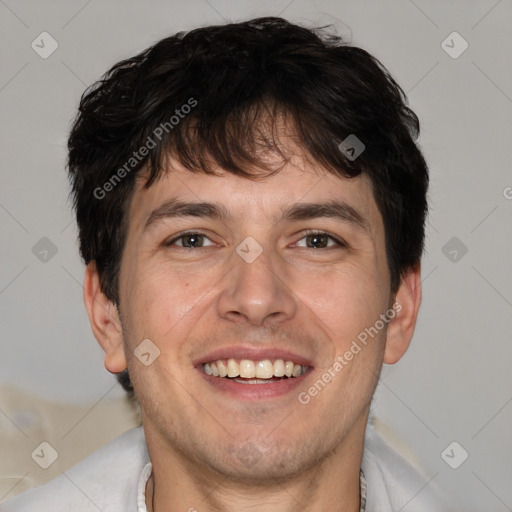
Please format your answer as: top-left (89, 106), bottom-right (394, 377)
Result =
top-left (383, 264), bottom-right (422, 364)
top-left (83, 261), bottom-right (126, 373)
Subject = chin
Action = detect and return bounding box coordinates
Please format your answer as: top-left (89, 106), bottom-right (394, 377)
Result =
top-left (201, 437), bottom-right (321, 485)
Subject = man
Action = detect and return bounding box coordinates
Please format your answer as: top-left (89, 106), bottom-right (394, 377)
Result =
top-left (3, 16), bottom-right (450, 511)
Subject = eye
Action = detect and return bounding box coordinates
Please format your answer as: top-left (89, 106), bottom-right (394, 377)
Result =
top-left (295, 231), bottom-right (346, 249)
top-left (164, 230), bottom-right (345, 250)
top-left (165, 231), bottom-right (215, 249)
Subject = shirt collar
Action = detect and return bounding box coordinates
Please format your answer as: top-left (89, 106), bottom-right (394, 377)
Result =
top-left (137, 462), bottom-right (153, 512)
top-left (359, 469), bottom-right (367, 512)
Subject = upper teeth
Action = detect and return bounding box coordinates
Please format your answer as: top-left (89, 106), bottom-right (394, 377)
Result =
top-left (202, 359), bottom-right (307, 379)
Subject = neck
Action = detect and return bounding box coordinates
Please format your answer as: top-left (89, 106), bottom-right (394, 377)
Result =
top-left (144, 416), bottom-right (367, 512)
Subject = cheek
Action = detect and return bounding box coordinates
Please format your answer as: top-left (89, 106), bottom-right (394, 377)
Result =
top-left (121, 264), bottom-right (169, 341)
top-left (123, 261), bottom-right (218, 347)
top-left (306, 263), bottom-right (388, 346)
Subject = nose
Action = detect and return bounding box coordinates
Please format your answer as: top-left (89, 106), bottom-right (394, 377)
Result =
top-left (216, 242), bottom-right (297, 327)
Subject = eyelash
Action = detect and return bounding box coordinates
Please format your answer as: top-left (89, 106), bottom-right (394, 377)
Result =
top-left (165, 230), bottom-right (346, 249)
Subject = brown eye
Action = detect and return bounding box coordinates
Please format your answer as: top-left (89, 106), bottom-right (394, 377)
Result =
top-left (296, 231), bottom-right (345, 249)
top-left (166, 232), bottom-right (214, 248)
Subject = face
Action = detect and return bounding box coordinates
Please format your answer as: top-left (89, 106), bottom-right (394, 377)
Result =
top-left (112, 151), bottom-right (397, 482)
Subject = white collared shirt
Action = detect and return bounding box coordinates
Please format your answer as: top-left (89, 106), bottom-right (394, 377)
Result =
top-left (1, 424), bottom-right (451, 511)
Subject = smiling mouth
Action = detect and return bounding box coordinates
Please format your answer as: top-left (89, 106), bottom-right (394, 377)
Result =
top-left (202, 358), bottom-right (309, 384)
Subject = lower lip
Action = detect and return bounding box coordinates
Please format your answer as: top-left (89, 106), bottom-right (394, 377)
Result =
top-left (197, 367), bottom-right (311, 400)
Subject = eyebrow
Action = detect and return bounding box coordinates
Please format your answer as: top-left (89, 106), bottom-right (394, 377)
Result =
top-left (143, 197), bottom-right (369, 232)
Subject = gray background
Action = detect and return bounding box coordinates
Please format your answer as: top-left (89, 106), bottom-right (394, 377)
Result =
top-left (1, 0), bottom-right (511, 510)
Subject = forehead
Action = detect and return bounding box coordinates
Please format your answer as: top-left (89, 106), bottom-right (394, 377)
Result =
top-left (128, 154), bottom-right (381, 234)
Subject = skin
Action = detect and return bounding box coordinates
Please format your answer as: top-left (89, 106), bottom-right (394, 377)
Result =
top-left (83, 146), bottom-right (422, 512)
